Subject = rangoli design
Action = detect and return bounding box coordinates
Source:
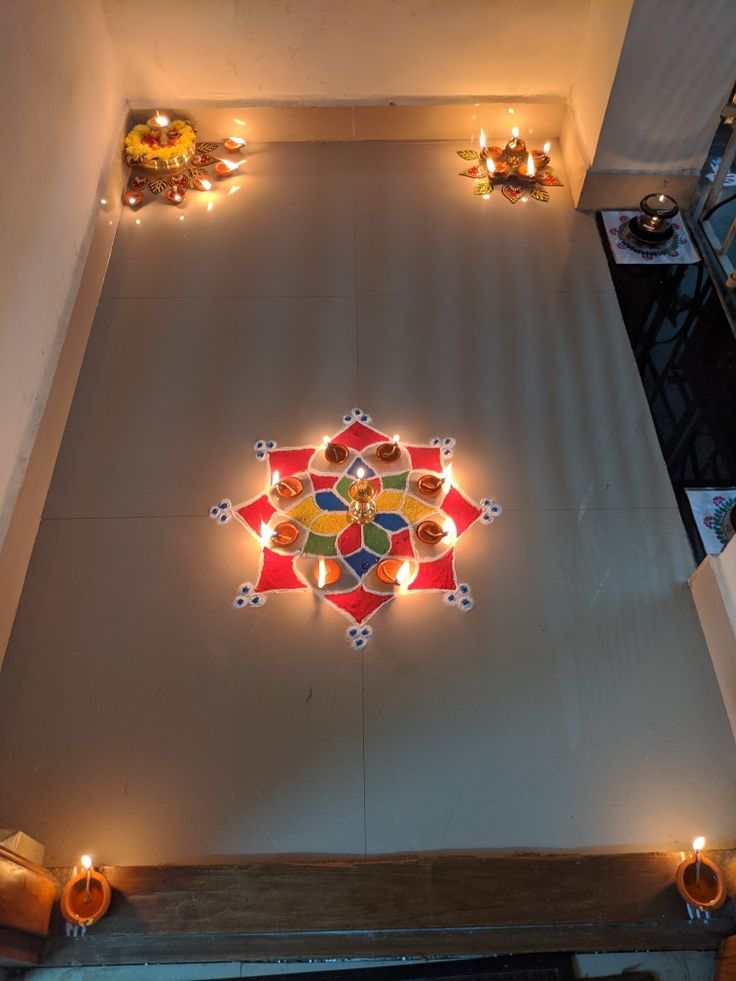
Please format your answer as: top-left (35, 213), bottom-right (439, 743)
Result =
top-left (210, 409), bottom-right (501, 648)
top-left (704, 494), bottom-right (736, 548)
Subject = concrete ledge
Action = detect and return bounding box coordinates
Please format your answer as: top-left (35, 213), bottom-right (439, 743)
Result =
top-left (576, 169), bottom-right (700, 211)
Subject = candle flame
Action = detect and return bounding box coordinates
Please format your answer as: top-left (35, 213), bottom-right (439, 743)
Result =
top-left (260, 521), bottom-right (275, 547)
top-left (154, 113), bottom-right (169, 127)
top-left (511, 126), bottom-right (519, 139)
top-left (479, 128), bottom-right (486, 150)
top-left (693, 836), bottom-right (705, 852)
top-left (271, 470), bottom-right (280, 487)
top-left (443, 515), bottom-right (457, 545)
top-left (317, 558), bottom-right (327, 589)
top-left (526, 152), bottom-right (536, 178)
top-left (395, 560), bottom-right (412, 586)
top-left (80, 855), bottom-right (92, 870)
top-left (486, 156), bottom-right (496, 175)
top-left (357, 467), bottom-right (365, 479)
top-left (543, 141), bottom-right (551, 154)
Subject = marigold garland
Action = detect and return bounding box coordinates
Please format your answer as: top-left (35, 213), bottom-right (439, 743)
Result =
top-left (124, 119), bottom-right (196, 164)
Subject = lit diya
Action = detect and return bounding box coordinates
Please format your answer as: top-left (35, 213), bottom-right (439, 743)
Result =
top-left (416, 519), bottom-right (447, 544)
top-left (675, 837), bottom-right (726, 912)
top-left (376, 435), bottom-right (401, 462)
top-left (314, 558), bottom-right (341, 587)
top-left (192, 174), bottom-right (213, 191)
top-left (124, 190), bottom-right (144, 208)
top-left (223, 136), bottom-right (246, 152)
top-left (60, 855), bottom-right (111, 930)
top-left (271, 471), bottom-right (303, 498)
top-left (323, 436), bottom-right (349, 464)
top-left (271, 521), bottom-right (299, 547)
top-left (165, 187), bottom-right (185, 205)
top-left (376, 558), bottom-right (414, 586)
top-left (416, 473), bottom-right (445, 497)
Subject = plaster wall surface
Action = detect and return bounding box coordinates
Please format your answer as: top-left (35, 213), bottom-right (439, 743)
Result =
top-left (101, 0), bottom-right (590, 104)
top-left (592, 0), bottom-right (736, 173)
top-left (0, 0), bottom-right (124, 548)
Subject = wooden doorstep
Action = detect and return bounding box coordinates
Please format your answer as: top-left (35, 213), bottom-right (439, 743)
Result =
top-left (35, 852), bottom-right (736, 967)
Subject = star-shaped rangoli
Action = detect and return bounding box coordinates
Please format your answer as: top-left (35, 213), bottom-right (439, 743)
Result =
top-left (210, 409), bottom-right (501, 648)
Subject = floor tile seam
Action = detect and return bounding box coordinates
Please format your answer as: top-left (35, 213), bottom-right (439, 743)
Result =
top-left (100, 288), bottom-right (617, 301)
top-left (39, 505), bottom-right (683, 522)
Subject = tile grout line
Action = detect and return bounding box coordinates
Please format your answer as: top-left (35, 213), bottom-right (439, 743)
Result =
top-left (40, 506), bottom-right (685, 522)
top-left (361, 652), bottom-right (367, 862)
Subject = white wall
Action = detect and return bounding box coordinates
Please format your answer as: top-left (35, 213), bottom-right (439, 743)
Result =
top-left (593, 0), bottom-right (736, 173)
top-left (102, 0), bottom-right (589, 104)
top-left (0, 0), bottom-right (124, 546)
top-left (569, 0), bottom-right (634, 168)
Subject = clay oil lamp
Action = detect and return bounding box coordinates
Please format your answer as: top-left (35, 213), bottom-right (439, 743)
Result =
top-left (417, 474), bottom-right (445, 497)
top-left (417, 515), bottom-right (455, 545)
top-left (417, 463), bottom-right (451, 498)
top-left (314, 557), bottom-right (341, 588)
top-left (531, 141), bottom-right (551, 171)
top-left (376, 434), bottom-right (401, 463)
top-left (322, 436), bottom-right (349, 464)
top-left (504, 126), bottom-right (526, 155)
top-left (518, 152), bottom-right (537, 183)
top-left (347, 468), bottom-right (377, 526)
top-left (215, 159), bottom-right (243, 177)
top-left (376, 558), bottom-right (415, 587)
top-left (192, 174), bottom-right (213, 192)
top-left (60, 855), bottom-right (111, 931)
top-left (124, 190), bottom-right (144, 208)
top-left (271, 470), bottom-right (303, 499)
top-left (165, 187), bottom-right (185, 206)
top-left (676, 836), bottom-right (726, 914)
top-left (223, 136), bottom-right (246, 152)
top-left (486, 155), bottom-right (509, 181)
top-left (417, 519), bottom-right (447, 544)
top-left (271, 521), bottom-right (299, 547)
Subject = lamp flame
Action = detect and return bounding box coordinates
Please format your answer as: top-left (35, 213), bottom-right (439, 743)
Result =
top-left (260, 521), bottom-right (275, 547)
top-left (659, 194), bottom-right (665, 202)
top-left (227, 136), bottom-right (246, 148)
top-left (479, 128), bottom-right (486, 150)
top-left (271, 470), bottom-right (280, 487)
top-left (392, 433), bottom-right (400, 444)
top-left (395, 560), bottom-right (412, 586)
top-left (323, 435), bottom-right (330, 445)
top-left (219, 159), bottom-right (242, 172)
top-left (543, 141), bottom-right (551, 154)
top-left (511, 126), bottom-right (519, 140)
top-left (357, 467), bottom-right (365, 479)
top-left (317, 558), bottom-right (327, 589)
top-left (693, 836), bottom-right (705, 852)
top-left (80, 855), bottom-right (92, 871)
top-left (154, 112), bottom-right (169, 127)
top-left (443, 462), bottom-right (453, 485)
top-left (443, 515), bottom-right (457, 545)
top-left (486, 156), bottom-right (496, 175)
top-left (526, 152), bottom-right (536, 178)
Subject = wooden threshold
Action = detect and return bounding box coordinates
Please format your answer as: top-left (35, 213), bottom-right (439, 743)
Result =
top-left (32, 852), bottom-right (736, 967)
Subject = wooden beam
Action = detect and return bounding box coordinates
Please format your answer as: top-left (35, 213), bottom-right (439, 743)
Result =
top-left (42, 852), bottom-right (736, 967)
